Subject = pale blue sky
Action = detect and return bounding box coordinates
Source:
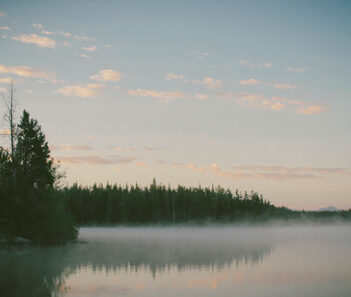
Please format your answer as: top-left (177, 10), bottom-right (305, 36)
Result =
top-left (1, 0), bottom-right (350, 209)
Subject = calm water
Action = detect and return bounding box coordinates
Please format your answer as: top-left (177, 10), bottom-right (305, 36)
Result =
top-left (1, 225), bottom-right (351, 297)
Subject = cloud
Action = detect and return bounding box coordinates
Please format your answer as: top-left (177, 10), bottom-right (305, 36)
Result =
top-left (238, 78), bottom-right (261, 86)
top-left (128, 88), bottom-right (184, 102)
top-left (0, 77), bottom-right (12, 84)
top-left (90, 69), bottom-right (122, 82)
top-left (58, 31), bottom-right (93, 41)
top-left (186, 163), bottom-right (351, 180)
top-left (63, 41), bottom-right (72, 48)
top-left (286, 66), bottom-right (309, 72)
top-left (56, 155), bottom-right (135, 165)
top-left (12, 34), bottom-right (56, 48)
top-left (113, 146), bottom-right (138, 152)
top-left (54, 84), bottom-right (104, 98)
top-left (0, 11), bottom-right (5, 17)
top-left (0, 64), bottom-right (55, 81)
top-left (0, 87), bottom-right (6, 92)
top-left (274, 83), bottom-right (298, 90)
top-left (82, 45), bottom-right (97, 52)
top-left (193, 77), bottom-right (222, 89)
top-left (195, 93), bottom-right (209, 100)
top-left (51, 144), bottom-right (93, 151)
top-left (0, 26), bottom-right (9, 31)
top-left (80, 53), bottom-right (91, 58)
top-left (32, 23), bottom-right (43, 29)
top-left (187, 51), bottom-right (210, 59)
top-left (218, 91), bottom-right (324, 115)
top-left (0, 129), bottom-right (10, 135)
top-left (136, 161), bottom-right (147, 167)
top-left (41, 30), bottom-right (55, 35)
top-left (238, 60), bottom-right (272, 69)
top-left (297, 105), bottom-right (324, 115)
top-left (165, 73), bottom-right (186, 81)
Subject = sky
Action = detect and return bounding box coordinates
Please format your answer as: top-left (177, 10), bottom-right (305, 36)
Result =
top-left (0, 0), bottom-right (350, 210)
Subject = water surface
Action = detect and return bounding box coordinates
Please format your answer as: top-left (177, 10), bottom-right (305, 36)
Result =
top-left (1, 225), bottom-right (351, 297)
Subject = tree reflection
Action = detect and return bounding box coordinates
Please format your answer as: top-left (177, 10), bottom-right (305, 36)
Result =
top-left (0, 228), bottom-right (274, 296)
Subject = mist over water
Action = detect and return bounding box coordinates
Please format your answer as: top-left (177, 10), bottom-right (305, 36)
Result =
top-left (1, 225), bottom-right (351, 297)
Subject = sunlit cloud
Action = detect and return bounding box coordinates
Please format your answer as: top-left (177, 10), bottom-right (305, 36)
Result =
top-left (165, 73), bottom-right (186, 81)
top-left (218, 91), bottom-right (324, 115)
top-left (297, 105), bottom-right (324, 115)
top-left (286, 66), bottom-right (309, 72)
top-left (0, 77), bottom-right (13, 84)
top-left (80, 53), bottom-right (91, 58)
top-left (90, 69), bottom-right (122, 82)
top-left (136, 161), bottom-right (148, 167)
top-left (63, 40), bottom-right (72, 48)
top-left (0, 11), bottom-right (5, 17)
top-left (274, 83), bottom-right (298, 90)
top-left (186, 163), bottom-right (351, 180)
top-left (0, 26), bottom-right (10, 31)
top-left (0, 129), bottom-right (10, 135)
top-left (195, 93), bottom-right (209, 100)
top-left (194, 77), bottom-right (222, 89)
top-left (238, 78), bottom-right (261, 86)
top-left (0, 64), bottom-right (56, 81)
top-left (128, 88), bottom-right (185, 102)
top-left (56, 155), bottom-right (135, 165)
top-left (82, 45), bottom-right (97, 52)
top-left (113, 146), bottom-right (138, 152)
top-left (54, 84), bottom-right (105, 98)
top-left (51, 144), bottom-right (93, 151)
top-left (58, 31), bottom-right (93, 41)
top-left (12, 34), bottom-right (56, 48)
top-left (41, 30), bottom-right (55, 35)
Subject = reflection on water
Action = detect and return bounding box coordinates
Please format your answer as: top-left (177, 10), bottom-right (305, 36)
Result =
top-left (1, 226), bottom-right (351, 297)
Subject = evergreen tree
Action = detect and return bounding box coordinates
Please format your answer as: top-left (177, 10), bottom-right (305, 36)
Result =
top-left (0, 110), bottom-right (78, 244)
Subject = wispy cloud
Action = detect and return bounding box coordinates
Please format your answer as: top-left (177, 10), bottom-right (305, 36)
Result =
top-left (58, 31), bottom-right (93, 41)
top-left (0, 64), bottom-right (56, 81)
top-left (187, 51), bottom-right (210, 59)
top-left (238, 60), bottom-right (272, 69)
top-left (194, 77), bottom-right (222, 89)
top-left (80, 53), bottom-right (91, 58)
top-left (90, 69), bottom-right (122, 82)
top-left (218, 91), bottom-right (324, 115)
top-left (165, 73), bottom-right (186, 81)
top-left (57, 155), bottom-right (135, 165)
top-left (128, 88), bottom-right (184, 102)
top-left (286, 66), bottom-right (309, 72)
top-left (12, 34), bottom-right (56, 48)
top-left (0, 11), bottom-right (5, 17)
top-left (32, 23), bottom-right (43, 29)
top-left (238, 78), bottom-right (261, 86)
top-left (136, 161), bottom-right (147, 167)
top-left (0, 129), bottom-right (10, 135)
top-left (195, 93), bottom-right (209, 100)
top-left (82, 45), bottom-right (97, 52)
top-left (63, 41), bottom-right (72, 48)
top-left (274, 83), bottom-right (298, 90)
top-left (186, 163), bottom-right (351, 180)
top-left (54, 84), bottom-right (104, 98)
top-left (0, 26), bottom-right (9, 31)
top-left (51, 144), bottom-right (93, 151)
top-left (41, 30), bottom-right (55, 35)
top-left (112, 146), bottom-right (138, 152)
top-left (0, 77), bottom-right (13, 84)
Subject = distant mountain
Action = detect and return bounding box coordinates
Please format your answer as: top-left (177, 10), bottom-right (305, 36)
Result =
top-left (316, 206), bottom-right (339, 212)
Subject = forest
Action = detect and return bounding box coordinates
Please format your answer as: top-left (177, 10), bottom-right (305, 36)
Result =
top-left (0, 84), bottom-right (350, 244)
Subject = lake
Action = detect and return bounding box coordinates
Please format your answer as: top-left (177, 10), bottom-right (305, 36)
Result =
top-left (1, 225), bottom-right (351, 297)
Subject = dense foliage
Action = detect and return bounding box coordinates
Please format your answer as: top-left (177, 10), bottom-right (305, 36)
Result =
top-left (57, 179), bottom-right (287, 225)
top-left (0, 110), bottom-right (78, 244)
